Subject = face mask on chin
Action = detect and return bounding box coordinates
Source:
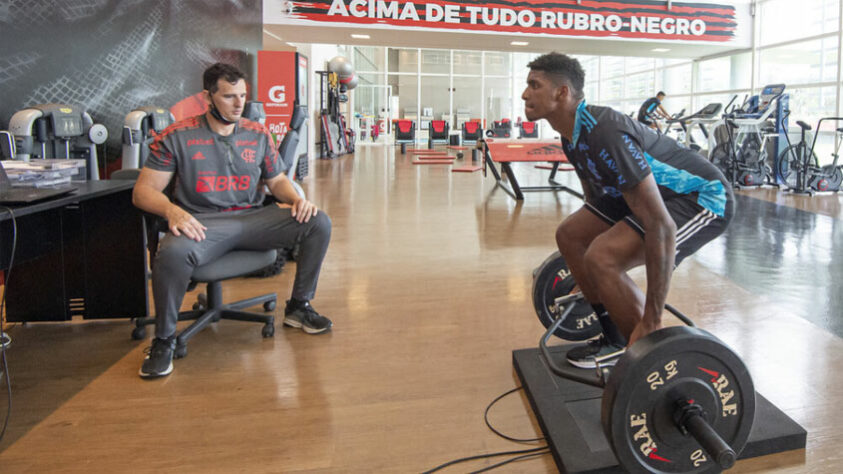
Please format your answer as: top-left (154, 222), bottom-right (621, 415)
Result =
top-left (209, 96), bottom-right (237, 125)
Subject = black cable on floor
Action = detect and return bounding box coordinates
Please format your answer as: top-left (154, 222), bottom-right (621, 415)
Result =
top-left (0, 205), bottom-right (17, 443)
top-left (484, 386), bottom-right (544, 443)
top-left (421, 386), bottom-right (549, 473)
top-left (468, 449), bottom-right (551, 474)
top-left (421, 446), bottom-right (549, 474)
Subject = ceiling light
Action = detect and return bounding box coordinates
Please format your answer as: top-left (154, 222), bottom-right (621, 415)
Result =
top-left (651, 48), bottom-right (670, 53)
top-left (511, 41), bottom-right (529, 46)
top-left (351, 34), bottom-right (370, 39)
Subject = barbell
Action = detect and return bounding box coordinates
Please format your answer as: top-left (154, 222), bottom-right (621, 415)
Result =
top-left (536, 255), bottom-right (755, 473)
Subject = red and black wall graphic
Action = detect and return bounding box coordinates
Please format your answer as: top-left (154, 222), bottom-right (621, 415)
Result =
top-left (274, 0), bottom-right (737, 42)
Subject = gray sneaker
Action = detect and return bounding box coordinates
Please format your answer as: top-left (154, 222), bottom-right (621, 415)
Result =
top-left (139, 337), bottom-right (175, 379)
top-left (284, 301), bottom-right (333, 334)
top-left (566, 336), bottom-right (625, 369)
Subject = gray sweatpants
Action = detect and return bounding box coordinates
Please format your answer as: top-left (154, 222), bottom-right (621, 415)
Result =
top-left (151, 205), bottom-right (332, 339)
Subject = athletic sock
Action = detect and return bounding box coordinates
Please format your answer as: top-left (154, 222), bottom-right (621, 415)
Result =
top-left (591, 303), bottom-right (628, 347)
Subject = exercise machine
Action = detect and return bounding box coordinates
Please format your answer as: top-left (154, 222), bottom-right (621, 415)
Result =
top-left (709, 85), bottom-right (788, 185)
top-left (120, 106), bottom-right (175, 169)
top-left (8, 103), bottom-right (107, 180)
top-left (665, 101), bottom-right (728, 155)
top-left (778, 116), bottom-right (843, 194)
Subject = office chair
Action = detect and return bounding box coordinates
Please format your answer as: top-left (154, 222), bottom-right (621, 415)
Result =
top-left (112, 169), bottom-right (277, 358)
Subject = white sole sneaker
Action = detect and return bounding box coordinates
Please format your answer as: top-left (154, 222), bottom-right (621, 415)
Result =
top-left (138, 360), bottom-right (173, 379)
top-left (283, 317), bottom-right (332, 334)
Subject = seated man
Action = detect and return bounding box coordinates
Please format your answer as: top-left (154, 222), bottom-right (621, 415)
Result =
top-left (637, 91), bottom-right (671, 131)
top-left (133, 63), bottom-right (333, 379)
top-left (521, 53), bottom-right (734, 368)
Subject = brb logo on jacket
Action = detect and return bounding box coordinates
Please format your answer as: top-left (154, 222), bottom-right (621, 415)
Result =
top-left (196, 173), bottom-right (252, 193)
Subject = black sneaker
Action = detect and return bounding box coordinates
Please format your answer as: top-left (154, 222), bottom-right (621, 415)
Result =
top-left (139, 337), bottom-right (175, 379)
top-left (284, 301), bottom-right (333, 334)
top-left (566, 336), bottom-right (625, 369)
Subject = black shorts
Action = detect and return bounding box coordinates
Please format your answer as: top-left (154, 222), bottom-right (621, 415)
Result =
top-left (637, 116), bottom-right (653, 126)
top-left (584, 193), bottom-right (732, 266)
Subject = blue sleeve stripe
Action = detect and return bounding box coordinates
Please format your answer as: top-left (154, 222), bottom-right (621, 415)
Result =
top-left (643, 152), bottom-right (727, 217)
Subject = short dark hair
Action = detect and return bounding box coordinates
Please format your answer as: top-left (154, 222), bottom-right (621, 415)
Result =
top-left (527, 53), bottom-right (585, 100)
top-left (657, 91), bottom-right (666, 97)
top-left (203, 63), bottom-right (246, 94)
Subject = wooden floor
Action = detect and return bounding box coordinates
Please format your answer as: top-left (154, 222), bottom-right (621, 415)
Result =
top-left (1, 144), bottom-right (842, 473)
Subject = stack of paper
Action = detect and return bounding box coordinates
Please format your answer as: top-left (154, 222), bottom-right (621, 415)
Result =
top-left (4, 159), bottom-right (84, 187)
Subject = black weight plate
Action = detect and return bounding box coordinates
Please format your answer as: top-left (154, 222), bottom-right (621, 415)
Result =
top-left (531, 251), bottom-right (601, 341)
top-left (602, 326), bottom-right (755, 473)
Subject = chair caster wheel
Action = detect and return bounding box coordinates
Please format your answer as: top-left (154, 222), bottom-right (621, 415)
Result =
top-left (131, 326), bottom-right (147, 340)
top-left (193, 302), bottom-right (204, 311)
top-left (264, 300), bottom-right (276, 311)
top-left (262, 324), bottom-right (275, 338)
top-left (174, 344), bottom-right (187, 359)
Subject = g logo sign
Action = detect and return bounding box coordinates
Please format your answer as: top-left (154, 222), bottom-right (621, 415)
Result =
top-left (269, 85), bottom-right (286, 104)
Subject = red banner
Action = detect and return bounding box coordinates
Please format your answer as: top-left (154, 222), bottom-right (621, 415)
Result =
top-left (258, 50), bottom-right (297, 145)
top-left (265, 0), bottom-right (739, 43)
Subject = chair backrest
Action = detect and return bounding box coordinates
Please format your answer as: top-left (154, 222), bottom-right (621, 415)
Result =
top-left (520, 121), bottom-right (538, 138)
top-left (278, 105), bottom-right (307, 174)
top-left (242, 101), bottom-right (266, 124)
top-left (394, 119), bottom-right (415, 143)
top-left (462, 121), bottom-right (482, 141)
top-left (429, 120), bottom-right (449, 140)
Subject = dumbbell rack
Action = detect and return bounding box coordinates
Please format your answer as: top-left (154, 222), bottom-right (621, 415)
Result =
top-left (512, 345), bottom-right (807, 473)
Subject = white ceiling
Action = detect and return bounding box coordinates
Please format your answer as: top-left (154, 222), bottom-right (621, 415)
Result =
top-left (262, 23), bottom-right (746, 59)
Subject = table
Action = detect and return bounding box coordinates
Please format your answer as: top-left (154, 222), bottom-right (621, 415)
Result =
top-left (0, 180), bottom-right (148, 322)
top-left (483, 138), bottom-right (582, 200)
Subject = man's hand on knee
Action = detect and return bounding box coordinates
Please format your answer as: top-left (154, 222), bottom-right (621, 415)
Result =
top-left (291, 198), bottom-right (318, 223)
top-left (165, 206), bottom-right (207, 241)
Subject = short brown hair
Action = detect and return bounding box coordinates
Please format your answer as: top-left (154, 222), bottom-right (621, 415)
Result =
top-left (203, 63), bottom-right (246, 94)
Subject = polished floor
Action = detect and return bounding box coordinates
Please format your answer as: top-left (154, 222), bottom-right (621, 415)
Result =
top-left (0, 144), bottom-right (842, 472)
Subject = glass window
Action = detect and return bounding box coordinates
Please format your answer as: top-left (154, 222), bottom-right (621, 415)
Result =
top-left (388, 48), bottom-right (418, 73)
top-left (453, 75), bottom-right (482, 125)
top-left (484, 51), bottom-right (510, 76)
top-left (485, 77), bottom-right (511, 122)
top-left (657, 64), bottom-right (692, 95)
top-left (421, 49), bottom-right (450, 75)
top-left (625, 57), bottom-right (654, 74)
top-left (624, 71), bottom-right (654, 100)
top-left (354, 75), bottom-right (387, 117)
top-left (697, 53), bottom-right (751, 93)
top-left (358, 72), bottom-right (384, 87)
top-left (693, 93), bottom-right (741, 114)
top-left (420, 75), bottom-right (451, 124)
top-left (584, 82), bottom-right (599, 102)
top-left (388, 74), bottom-right (418, 120)
top-left (759, 0), bottom-right (840, 46)
top-left (577, 56), bottom-right (600, 83)
top-left (786, 85), bottom-right (838, 133)
top-left (661, 96), bottom-right (691, 118)
top-left (353, 46), bottom-right (384, 73)
top-left (601, 76), bottom-right (623, 101)
top-left (759, 38), bottom-right (839, 86)
top-left (453, 50), bottom-right (482, 75)
top-left (656, 58), bottom-right (690, 68)
top-left (513, 52), bottom-right (540, 75)
top-left (600, 57), bottom-right (625, 79)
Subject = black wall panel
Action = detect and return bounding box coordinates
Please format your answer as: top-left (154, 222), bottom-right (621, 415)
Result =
top-left (0, 0), bottom-right (262, 159)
